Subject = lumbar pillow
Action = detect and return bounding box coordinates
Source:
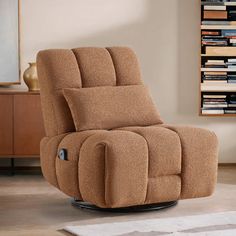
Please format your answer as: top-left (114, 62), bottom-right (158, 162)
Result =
top-left (63, 85), bottom-right (162, 131)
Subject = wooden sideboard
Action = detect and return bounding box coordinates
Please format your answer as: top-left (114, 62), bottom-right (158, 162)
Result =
top-left (0, 90), bottom-right (45, 162)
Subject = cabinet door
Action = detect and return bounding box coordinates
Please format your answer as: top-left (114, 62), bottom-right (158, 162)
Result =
top-left (14, 94), bottom-right (45, 155)
top-left (0, 95), bottom-right (13, 155)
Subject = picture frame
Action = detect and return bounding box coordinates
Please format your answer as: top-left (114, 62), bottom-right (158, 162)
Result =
top-left (0, 0), bottom-right (21, 85)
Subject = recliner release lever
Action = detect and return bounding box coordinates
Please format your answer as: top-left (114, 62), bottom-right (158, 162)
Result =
top-left (58, 149), bottom-right (68, 160)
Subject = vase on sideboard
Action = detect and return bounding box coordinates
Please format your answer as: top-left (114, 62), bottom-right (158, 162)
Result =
top-left (23, 62), bottom-right (40, 91)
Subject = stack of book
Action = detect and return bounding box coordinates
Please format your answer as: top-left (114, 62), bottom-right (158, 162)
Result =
top-left (228, 74), bottom-right (236, 82)
top-left (205, 59), bottom-right (226, 68)
top-left (226, 58), bottom-right (236, 67)
top-left (203, 5), bottom-right (227, 20)
top-left (202, 3), bottom-right (236, 27)
top-left (222, 30), bottom-right (236, 46)
top-left (202, 3), bottom-right (230, 24)
top-left (202, 94), bottom-right (227, 114)
top-left (227, 94), bottom-right (236, 114)
top-left (202, 34), bottom-right (228, 46)
top-left (202, 93), bottom-right (236, 114)
top-left (202, 30), bottom-right (236, 47)
top-left (203, 71), bottom-right (227, 83)
top-left (229, 10), bottom-right (236, 20)
top-left (225, 94), bottom-right (236, 114)
top-left (202, 59), bottom-right (236, 83)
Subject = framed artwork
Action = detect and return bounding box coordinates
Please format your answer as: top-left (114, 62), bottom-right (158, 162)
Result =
top-left (0, 0), bottom-right (20, 85)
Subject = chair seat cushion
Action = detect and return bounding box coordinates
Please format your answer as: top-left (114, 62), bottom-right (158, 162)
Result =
top-left (79, 126), bottom-right (182, 208)
top-left (63, 85), bottom-right (162, 131)
top-left (40, 124), bottom-right (218, 208)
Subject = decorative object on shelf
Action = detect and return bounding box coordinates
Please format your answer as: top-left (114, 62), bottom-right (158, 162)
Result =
top-left (23, 62), bottom-right (40, 91)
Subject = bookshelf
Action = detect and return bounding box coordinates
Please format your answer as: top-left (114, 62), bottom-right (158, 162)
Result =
top-left (200, 0), bottom-right (236, 116)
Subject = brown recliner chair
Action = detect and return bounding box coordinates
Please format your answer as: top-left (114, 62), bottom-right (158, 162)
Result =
top-left (37, 47), bottom-right (218, 211)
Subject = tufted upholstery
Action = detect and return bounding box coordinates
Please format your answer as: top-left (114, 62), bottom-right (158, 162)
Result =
top-left (37, 47), bottom-right (218, 208)
top-left (37, 47), bottom-right (142, 136)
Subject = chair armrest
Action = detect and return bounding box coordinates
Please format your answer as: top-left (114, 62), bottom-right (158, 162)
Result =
top-left (79, 130), bottom-right (149, 208)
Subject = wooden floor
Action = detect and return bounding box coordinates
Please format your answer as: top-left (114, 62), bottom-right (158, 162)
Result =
top-left (0, 166), bottom-right (236, 236)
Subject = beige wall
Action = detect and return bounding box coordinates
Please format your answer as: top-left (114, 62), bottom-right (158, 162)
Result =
top-left (16, 0), bottom-right (236, 163)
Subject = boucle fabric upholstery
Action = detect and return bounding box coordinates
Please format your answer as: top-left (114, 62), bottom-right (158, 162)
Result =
top-left (37, 47), bottom-right (218, 208)
top-left (63, 85), bottom-right (162, 131)
top-left (37, 47), bottom-right (142, 136)
top-left (161, 124), bottom-right (218, 199)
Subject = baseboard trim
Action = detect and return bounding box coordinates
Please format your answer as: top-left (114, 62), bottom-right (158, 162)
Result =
top-left (218, 163), bottom-right (236, 167)
top-left (0, 166), bottom-right (42, 175)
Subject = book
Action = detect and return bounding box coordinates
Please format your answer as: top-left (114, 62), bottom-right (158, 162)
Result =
top-left (203, 36), bottom-right (226, 39)
top-left (202, 41), bottom-right (228, 45)
top-left (202, 31), bottom-right (220, 35)
top-left (202, 20), bottom-right (230, 25)
top-left (204, 77), bottom-right (228, 80)
top-left (207, 60), bottom-right (225, 63)
top-left (227, 2), bottom-right (236, 6)
top-left (205, 61), bottom-right (226, 67)
top-left (204, 71), bottom-right (227, 75)
top-left (205, 46), bottom-right (236, 56)
top-left (202, 67), bottom-right (236, 71)
top-left (228, 104), bottom-right (236, 107)
top-left (203, 80), bottom-right (228, 83)
top-left (201, 83), bottom-right (236, 92)
top-left (222, 30), bottom-right (236, 36)
top-left (226, 62), bottom-right (236, 65)
top-left (203, 10), bottom-right (228, 19)
top-left (202, 109), bottom-right (224, 114)
top-left (204, 5), bottom-right (226, 10)
top-left (203, 99), bottom-right (226, 102)
top-left (203, 104), bottom-right (228, 108)
top-left (228, 59), bottom-right (236, 63)
top-left (203, 101), bottom-right (227, 104)
top-left (228, 75), bottom-right (236, 80)
top-left (203, 95), bottom-right (227, 98)
top-left (228, 76), bottom-right (236, 79)
top-left (205, 61), bottom-right (226, 66)
top-left (201, 2), bottom-right (225, 6)
top-left (205, 66), bottom-right (226, 68)
top-left (225, 110), bottom-right (236, 114)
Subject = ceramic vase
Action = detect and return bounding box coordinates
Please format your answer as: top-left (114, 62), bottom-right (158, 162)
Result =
top-left (23, 62), bottom-right (40, 91)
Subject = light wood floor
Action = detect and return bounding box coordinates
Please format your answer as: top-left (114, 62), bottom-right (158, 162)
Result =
top-left (0, 166), bottom-right (236, 236)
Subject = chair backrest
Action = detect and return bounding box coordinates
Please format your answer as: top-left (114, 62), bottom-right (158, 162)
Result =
top-left (37, 47), bottom-right (143, 137)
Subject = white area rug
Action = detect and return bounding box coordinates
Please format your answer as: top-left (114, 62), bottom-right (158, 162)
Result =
top-left (64, 211), bottom-right (236, 236)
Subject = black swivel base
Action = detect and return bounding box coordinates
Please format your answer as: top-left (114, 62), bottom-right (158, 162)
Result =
top-left (71, 199), bottom-right (177, 213)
